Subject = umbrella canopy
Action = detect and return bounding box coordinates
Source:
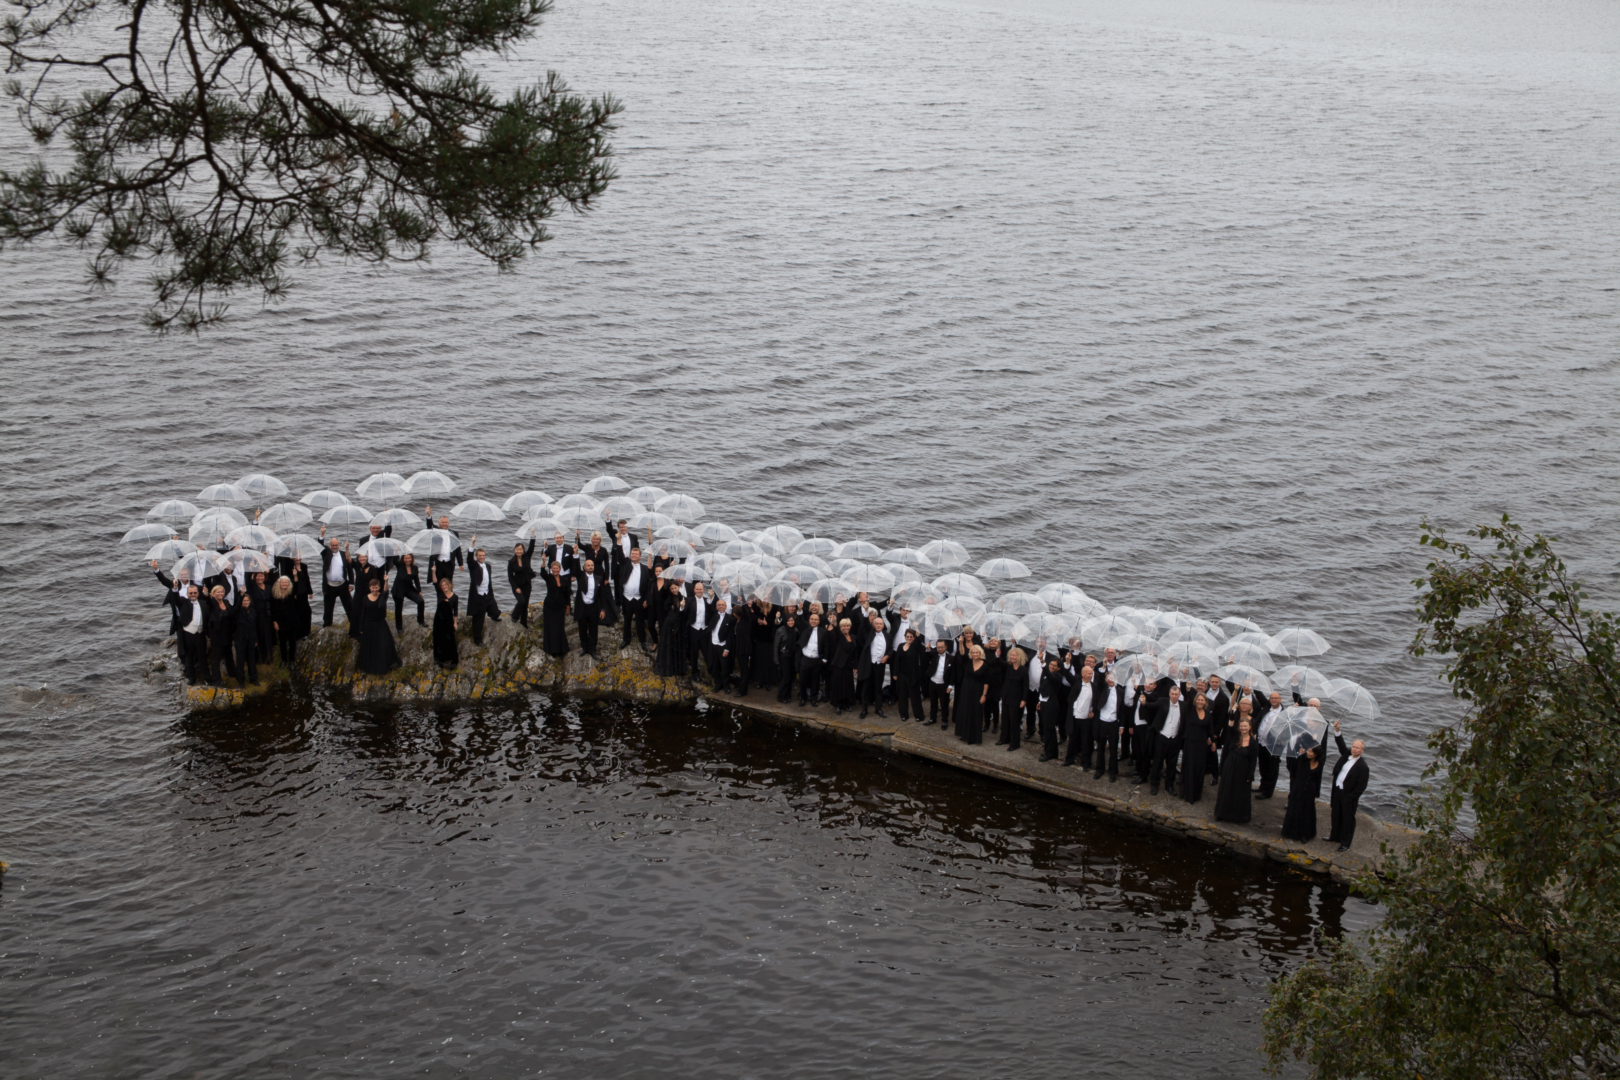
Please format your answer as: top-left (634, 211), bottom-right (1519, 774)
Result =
top-left (1322, 678), bottom-right (1381, 719)
top-left (515, 520), bottom-right (556, 541)
top-left (171, 550), bottom-right (231, 581)
top-left (552, 506), bottom-right (601, 533)
top-left (627, 511), bottom-right (675, 532)
top-left (1107, 632), bottom-right (1161, 655)
top-left (627, 485), bottom-right (668, 505)
top-left (369, 507), bottom-right (423, 530)
top-left (503, 490), bottom-right (553, 513)
top-left (1223, 630), bottom-right (1276, 651)
top-left (1083, 614), bottom-right (1144, 650)
top-left (1112, 654), bottom-right (1169, 688)
top-left (976, 557), bottom-right (1032, 580)
top-left (760, 525), bottom-right (806, 552)
top-left (1218, 616), bottom-right (1264, 635)
top-left (580, 475), bottom-right (631, 494)
top-left (753, 535), bottom-right (788, 558)
top-left (714, 540), bottom-right (762, 560)
top-left (1258, 705), bottom-right (1328, 758)
top-left (1062, 593), bottom-right (1109, 619)
top-left (932, 572), bottom-right (986, 598)
top-left (357, 473), bottom-right (407, 506)
top-left (193, 505), bottom-right (248, 527)
top-left (1216, 641), bottom-right (1277, 671)
top-left (805, 579), bottom-right (851, 605)
top-left (655, 524), bottom-right (701, 544)
top-left (892, 583), bottom-right (945, 609)
top-left (225, 549), bottom-right (276, 573)
top-left (403, 470), bottom-right (457, 497)
top-left (739, 552), bottom-right (785, 577)
top-left (995, 592), bottom-right (1049, 616)
top-left (918, 539), bottom-right (969, 570)
top-left (791, 537), bottom-right (840, 558)
top-left (1274, 664), bottom-right (1334, 700)
top-left (273, 533), bottom-right (325, 561)
top-left (1215, 663), bottom-right (1275, 696)
top-left (259, 502), bottom-right (314, 532)
top-left (235, 473), bottom-right (289, 500)
top-left (1269, 627), bottom-right (1331, 657)
top-left (877, 547), bottom-right (933, 568)
top-left (121, 522), bottom-right (177, 545)
top-left (1159, 624), bottom-right (1220, 649)
top-left (146, 499), bottom-right (200, 521)
top-left (841, 565), bottom-right (897, 596)
top-left (450, 499), bottom-right (506, 522)
top-left (521, 504), bottom-right (558, 522)
top-left (826, 557), bottom-right (866, 578)
top-left (921, 606), bottom-right (981, 638)
top-left (300, 489), bottom-right (352, 510)
top-left (1036, 582), bottom-right (1087, 607)
top-left (321, 504), bottom-right (373, 526)
top-left (755, 580), bottom-right (803, 606)
top-left (654, 494), bottom-right (705, 522)
top-left (598, 496), bottom-right (646, 522)
top-left (1159, 640), bottom-right (1220, 674)
top-left (651, 538), bottom-right (696, 560)
top-left (694, 522), bottom-right (740, 544)
top-left (144, 538), bottom-right (196, 563)
top-left (188, 518), bottom-right (235, 545)
top-left (663, 564), bottom-right (711, 583)
top-left (358, 537), bottom-right (409, 561)
top-left (785, 553), bottom-right (834, 575)
top-left (198, 482), bottom-right (251, 506)
top-left (878, 563), bottom-right (924, 588)
top-left (1012, 613), bottom-right (1070, 651)
top-left (837, 540), bottom-right (882, 560)
top-left (223, 524), bottom-right (279, 550)
top-left (406, 529), bottom-right (463, 557)
top-left (553, 493), bottom-right (599, 510)
top-left (980, 612), bottom-right (1022, 642)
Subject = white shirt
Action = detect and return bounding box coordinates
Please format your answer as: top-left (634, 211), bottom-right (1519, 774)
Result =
top-left (803, 629), bottom-right (820, 659)
top-left (184, 600), bottom-right (204, 634)
top-left (581, 574), bottom-right (595, 604)
top-left (617, 533), bottom-right (631, 558)
top-left (437, 532), bottom-right (455, 560)
top-left (931, 652), bottom-right (947, 683)
top-left (711, 616), bottom-right (726, 646)
top-left (1161, 698), bottom-right (1182, 739)
top-left (326, 552), bottom-right (345, 585)
top-left (474, 562), bottom-right (490, 594)
top-left (1028, 655), bottom-right (1045, 692)
top-left (691, 598), bottom-right (707, 630)
top-left (1072, 683), bottom-right (1093, 720)
top-left (1098, 685), bottom-right (1117, 725)
top-left (869, 633), bottom-right (886, 664)
top-left (1336, 753), bottom-right (1360, 789)
top-left (623, 567), bottom-right (641, 601)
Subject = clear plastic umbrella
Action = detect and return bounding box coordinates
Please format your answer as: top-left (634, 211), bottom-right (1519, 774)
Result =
top-left (321, 504), bottom-right (373, 527)
top-left (1062, 594), bottom-right (1109, 620)
top-left (1258, 705), bottom-right (1328, 758)
top-left (826, 557), bottom-right (866, 578)
top-left (407, 529), bottom-right (462, 557)
top-left (755, 580), bottom-right (803, 606)
top-left (740, 553), bottom-right (785, 577)
top-left (1159, 640), bottom-right (1220, 674)
top-left (357, 474), bottom-right (408, 506)
top-left (172, 550), bottom-right (230, 581)
top-left (520, 504), bottom-right (557, 522)
top-left (146, 499), bottom-right (199, 520)
top-left (450, 499), bottom-right (506, 523)
top-left (300, 489), bottom-right (351, 510)
top-left (805, 579), bottom-right (851, 605)
top-left (1274, 664), bottom-right (1334, 700)
top-left (878, 563), bottom-right (923, 588)
top-left (198, 482), bottom-right (251, 506)
top-left (515, 520), bottom-right (556, 541)
top-left (1012, 613), bottom-right (1070, 651)
top-left (1218, 616), bottom-right (1264, 636)
top-left (791, 537), bottom-right (840, 558)
top-left (581, 475), bottom-right (631, 494)
top-left (651, 538), bottom-right (696, 560)
top-left (273, 533), bottom-right (325, 561)
top-left (553, 493), bottom-right (599, 511)
top-left (1084, 614), bottom-right (1144, 650)
top-left (1216, 640), bottom-right (1277, 671)
top-left (144, 538), bottom-right (196, 563)
top-left (1215, 663), bottom-right (1275, 696)
top-left (627, 485), bottom-right (668, 505)
top-left (655, 524), bottom-right (702, 545)
top-left (1107, 632), bottom-right (1161, 655)
top-left (932, 572), bottom-right (986, 598)
top-left (188, 518), bottom-right (234, 546)
top-left (235, 473), bottom-right (289, 501)
top-left (841, 565), bottom-right (897, 596)
top-left (892, 583), bottom-right (945, 609)
top-left (121, 522), bottom-right (178, 544)
top-left (503, 490), bottom-right (553, 513)
top-left (358, 537), bottom-right (409, 561)
top-left (877, 547), bottom-right (933, 568)
top-left (753, 534), bottom-right (788, 558)
top-left (225, 549), bottom-right (276, 573)
top-left (598, 496), bottom-right (646, 522)
top-left (628, 511), bottom-right (675, 533)
top-left (1112, 654), bottom-right (1169, 688)
top-left (259, 502), bottom-right (314, 532)
top-left (694, 522), bottom-right (740, 544)
top-left (976, 557), bottom-right (1032, 580)
top-left (1159, 624), bottom-right (1220, 649)
top-left (371, 507), bottom-right (424, 530)
top-left (1036, 582), bottom-right (1087, 608)
top-left (403, 470), bottom-right (457, 497)
top-left (980, 612), bottom-right (1022, 641)
top-left (552, 505), bottom-right (601, 534)
top-left (1223, 630), bottom-right (1276, 652)
top-left (223, 524), bottom-right (280, 550)
top-left (654, 494), bottom-right (705, 522)
top-left (995, 592), bottom-right (1049, 616)
top-left (1322, 678), bottom-right (1380, 719)
top-left (785, 553), bottom-right (834, 575)
top-left (760, 525), bottom-right (805, 552)
top-left (714, 540), bottom-right (762, 559)
top-left (918, 539), bottom-right (969, 570)
top-left (1269, 627), bottom-right (1331, 657)
top-left (837, 540), bottom-right (882, 560)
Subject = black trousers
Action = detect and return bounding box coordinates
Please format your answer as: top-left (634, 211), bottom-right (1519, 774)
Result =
top-left (1093, 722), bottom-right (1120, 778)
top-left (621, 599), bottom-right (649, 646)
top-left (278, 633), bottom-right (299, 666)
top-left (1065, 712), bottom-right (1094, 766)
top-left (1040, 703), bottom-right (1063, 758)
top-left (177, 630), bottom-right (205, 682)
top-left (578, 611), bottom-right (601, 655)
top-left (1133, 724), bottom-right (1154, 779)
top-left (1025, 695), bottom-right (1040, 737)
top-left (797, 663), bottom-right (822, 705)
top-left (1328, 789), bottom-right (1360, 847)
top-left (511, 589), bottom-right (531, 627)
top-left (858, 674), bottom-right (882, 713)
top-left (984, 694), bottom-right (999, 732)
top-left (1150, 734), bottom-right (1181, 791)
top-left (395, 593), bottom-right (423, 631)
top-left (777, 663), bottom-right (796, 702)
top-left (999, 702), bottom-right (1022, 749)
top-left (469, 591), bottom-right (500, 644)
top-left (1257, 745), bottom-right (1280, 796)
top-left (895, 678), bottom-right (923, 720)
top-left (928, 682), bottom-right (950, 721)
top-left (234, 636), bottom-right (258, 685)
top-left (207, 638), bottom-right (237, 685)
top-left (322, 582), bottom-right (351, 626)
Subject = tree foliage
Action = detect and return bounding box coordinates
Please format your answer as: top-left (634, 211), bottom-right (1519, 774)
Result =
top-left (1263, 518), bottom-right (1619, 1078)
top-left (1, 0), bottom-right (619, 329)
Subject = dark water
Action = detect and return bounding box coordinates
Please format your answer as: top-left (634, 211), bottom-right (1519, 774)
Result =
top-left (2, 0), bottom-right (1616, 1072)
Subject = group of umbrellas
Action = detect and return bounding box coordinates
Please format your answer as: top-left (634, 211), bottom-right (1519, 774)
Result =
top-left (120, 471), bottom-right (1374, 756)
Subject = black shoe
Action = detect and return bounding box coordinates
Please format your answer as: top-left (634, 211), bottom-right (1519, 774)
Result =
top-left (1150, 784), bottom-right (1159, 795)
top-left (1108, 774), bottom-right (1118, 783)
top-left (1256, 793), bottom-right (1272, 800)
top-left (1336, 844), bottom-right (1350, 853)
top-left (1093, 771), bottom-right (1104, 780)
top-left (858, 709), bottom-right (867, 719)
top-left (1038, 752), bottom-right (1054, 762)
top-left (1058, 761), bottom-right (1071, 768)
top-left (874, 709), bottom-right (885, 718)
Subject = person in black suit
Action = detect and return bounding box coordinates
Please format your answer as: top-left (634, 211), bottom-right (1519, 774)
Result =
top-left (351, 552), bottom-right (385, 635)
top-left (1253, 690), bottom-right (1283, 799)
top-left (1037, 656), bottom-right (1067, 760)
top-left (775, 613), bottom-right (800, 702)
top-left (616, 546), bottom-right (653, 650)
top-left (580, 532), bottom-right (614, 589)
top-left (574, 557), bottom-right (610, 656)
top-left (703, 597), bottom-right (736, 691)
top-left (796, 611), bottom-right (830, 707)
top-left (173, 583), bottom-right (207, 684)
top-left (1147, 685), bottom-right (1185, 796)
top-left (1092, 672), bottom-right (1126, 781)
top-left (856, 613), bottom-right (891, 719)
top-left (1204, 677), bottom-right (1231, 780)
top-left (508, 538), bottom-right (537, 627)
top-left (609, 519), bottom-right (635, 579)
top-left (1064, 665), bottom-right (1096, 767)
top-left (1324, 722), bottom-right (1369, 851)
top-left (684, 581), bottom-right (716, 672)
top-left (393, 552), bottom-right (425, 631)
top-left (465, 547), bottom-right (502, 645)
top-left (543, 531), bottom-right (577, 589)
top-left (925, 640), bottom-right (954, 724)
top-left (316, 533), bottom-right (352, 627)
top-left (421, 510), bottom-right (463, 586)
top-left (204, 585), bottom-right (238, 686)
top-left (891, 629), bottom-right (927, 721)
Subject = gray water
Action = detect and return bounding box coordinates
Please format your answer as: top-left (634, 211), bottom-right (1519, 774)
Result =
top-left (1, 0), bottom-right (1616, 1073)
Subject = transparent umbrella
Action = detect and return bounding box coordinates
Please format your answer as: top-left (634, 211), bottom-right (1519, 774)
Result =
top-left (188, 518), bottom-right (234, 546)
top-left (627, 485), bottom-right (668, 505)
top-left (193, 506), bottom-right (248, 528)
top-left (371, 507), bottom-right (424, 530)
top-left (225, 549), bottom-right (276, 573)
top-left (172, 550), bottom-right (230, 581)
top-left (791, 537), bottom-right (840, 558)
top-left (235, 473), bottom-right (289, 501)
top-left (1159, 624), bottom-right (1220, 649)
top-left (321, 504), bottom-right (373, 527)
top-left (581, 475), bottom-right (631, 494)
top-left (761, 525), bottom-right (806, 552)
top-left (516, 520), bottom-right (557, 541)
top-left (892, 583), bottom-right (945, 609)
top-left (520, 504), bottom-right (556, 523)
top-left (198, 482), bottom-right (251, 506)
top-left (1322, 678), bottom-right (1380, 719)
top-left (273, 533), bottom-right (325, 561)
top-left (1036, 582), bottom-right (1087, 608)
top-left (1159, 640), bottom-right (1220, 675)
top-left (121, 522), bottom-right (177, 545)
top-left (403, 470), bottom-right (457, 497)
top-left (877, 547), bottom-right (933, 568)
top-left (1107, 632), bottom-right (1161, 655)
top-left (223, 524), bottom-right (280, 550)
top-left (980, 612), bottom-right (1022, 642)
top-left (932, 572), bottom-right (986, 598)
top-left (651, 538), bottom-right (696, 560)
top-left (919, 539), bottom-right (969, 570)
top-left (300, 489), bottom-right (352, 510)
top-left (878, 563), bottom-right (923, 588)
top-left (995, 592), bottom-right (1049, 616)
top-left (1084, 614), bottom-right (1144, 650)
top-left (552, 505), bottom-right (601, 534)
top-left (598, 496), bottom-right (646, 522)
top-left (1223, 630), bottom-right (1276, 652)
top-left (655, 525), bottom-right (701, 545)
top-left (146, 499), bottom-right (199, 520)
top-left (785, 553), bottom-right (834, 575)
top-left (1274, 664), bottom-right (1334, 700)
top-left (841, 565), bottom-right (897, 596)
top-left (1112, 654), bottom-right (1169, 688)
top-left (654, 494), bottom-right (705, 522)
top-left (357, 474), bottom-right (408, 506)
top-left (1063, 594), bottom-right (1109, 620)
top-left (694, 522), bottom-right (740, 544)
top-left (1012, 613), bottom-right (1070, 651)
top-left (554, 493), bottom-right (600, 510)
top-left (714, 540), bottom-right (762, 559)
top-left (826, 557), bottom-right (866, 578)
top-left (144, 538), bottom-right (196, 563)
top-left (407, 529), bottom-right (462, 557)
top-left (628, 511), bottom-right (675, 533)
top-left (1216, 641), bottom-right (1277, 671)
top-left (451, 499), bottom-right (506, 523)
top-left (259, 502), bottom-right (313, 532)
top-left (837, 540), bottom-right (882, 560)
top-left (1258, 705), bottom-right (1328, 758)
top-left (976, 557), bottom-right (1032, 580)
top-left (740, 553), bottom-right (785, 577)
top-left (359, 537), bottom-right (409, 561)
top-left (503, 490), bottom-right (553, 513)
top-left (756, 580), bottom-right (802, 606)
top-left (1218, 616), bottom-right (1264, 636)
top-left (1215, 663), bottom-right (1275, 696)
top-left (1269, 627), bottom-right (1331, 657)
top-left (805, 579), bottom-right (851, 605)
top-left (753, 535), bottom-right (788, 558)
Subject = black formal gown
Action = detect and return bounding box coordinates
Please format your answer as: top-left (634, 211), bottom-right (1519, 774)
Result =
top-left (955, 661), bottom-right (987, 744)
top-left (1180, 712), bottom-right (1211, 803)
top-left (654, 603), bottom-right (686, 676)
top-left (829, 634), bottom-right (857, 709)
top-left (1214, 735), bottom-right (1260, 823)
top-left (432, 592), bottom-right (460, 668)
top-left (541, 575), bottom-right (572, 657)
top-left (355, 592), bottom-right (401, 675)
top-left (998, 668), bottom-right (1025, 748)
top-left (1281, 756), bottom-right (1325, 842)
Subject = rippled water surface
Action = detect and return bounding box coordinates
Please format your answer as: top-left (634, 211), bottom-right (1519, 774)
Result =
top-left (2, 0), bottom-right (1617, 1072)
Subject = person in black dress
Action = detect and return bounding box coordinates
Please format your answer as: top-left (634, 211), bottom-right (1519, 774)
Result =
top-left (1180, 692), bottom-right (1213, 804)
top-left (1214, 717), bottom-right (1261, 823)
top-left (354, 578), bottom-right (401, 675)
top-left (205, 585), bottom-right (238, 686)
top-left (829, 618), bottom-right (858, 714)
top-left (654, 587), bottom-right (686, 676)
top-left (393, 552), bottom-right (425, 631)
top-left (541, 562), bottom-right (573, 658)
top-left (954, 645), bottom-right (988, 744)
top-left (1281, 745), bottom-right (1325, 842)
top-left (508, 539), bottom-right (536, 628)
top-left (233, 589), bottom-right (262, 687)
top-left (247, 571), bottom-right (275, 663)
top-left (432, 578), bottom-right (460, 669)
top-left (982, 638), bottom-right (1007, 736)
top-left (998, 648), bottom-right (1026, 750)
top-left (269, 575), bottom-right (310, 666)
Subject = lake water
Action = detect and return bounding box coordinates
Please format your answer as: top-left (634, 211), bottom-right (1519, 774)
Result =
top-left (1, 0), bottom-right (1616, 1072)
